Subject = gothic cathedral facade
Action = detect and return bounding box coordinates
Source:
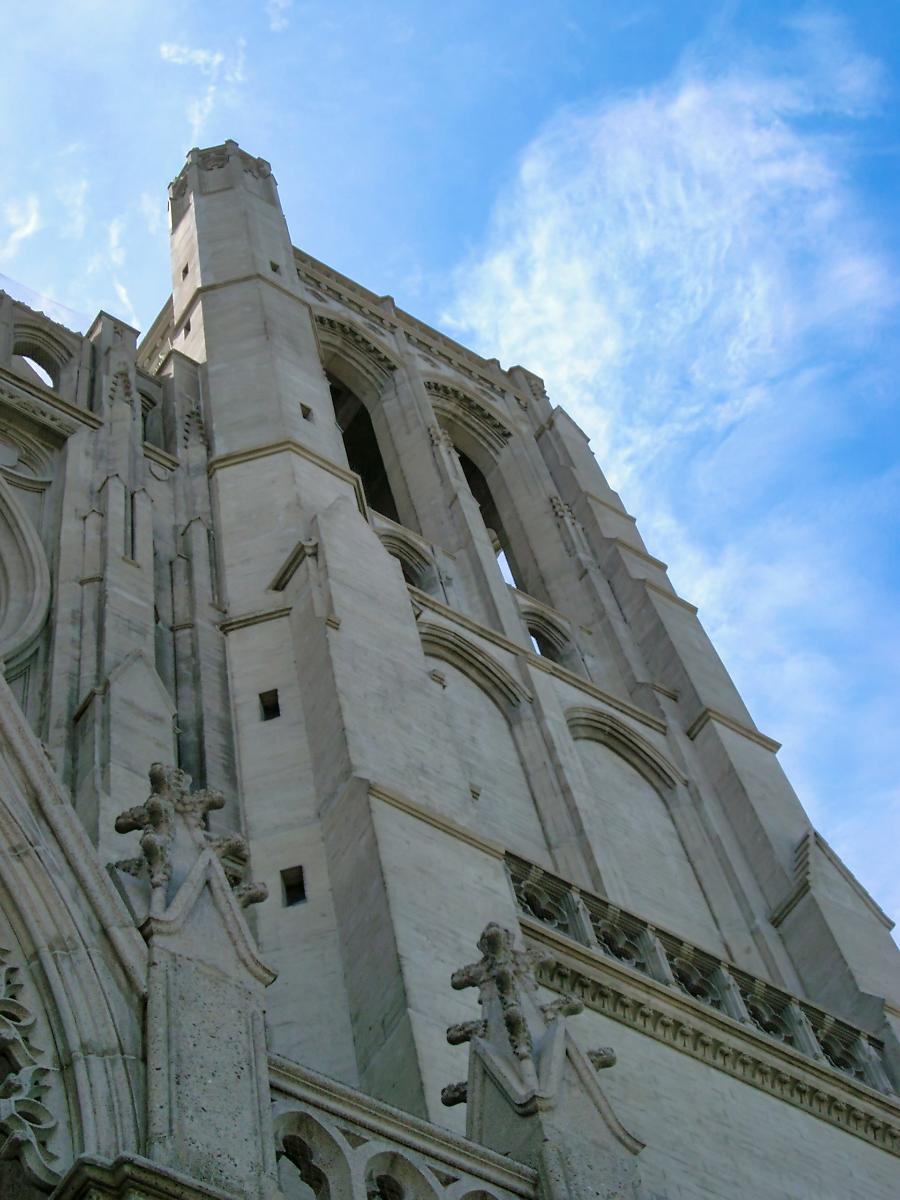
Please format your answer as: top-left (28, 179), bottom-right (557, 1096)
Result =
top-left (0, 141), bottom-right (897, 1199)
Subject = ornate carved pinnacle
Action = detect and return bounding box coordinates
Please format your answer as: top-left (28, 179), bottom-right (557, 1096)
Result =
top-left (448, 923), bottom-right (571, 1065)
top-left (114, 763), bottom-right (267, 910)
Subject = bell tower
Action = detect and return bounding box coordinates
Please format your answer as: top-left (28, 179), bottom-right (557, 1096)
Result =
top-left (0, 140), bottom-right (896, 1200)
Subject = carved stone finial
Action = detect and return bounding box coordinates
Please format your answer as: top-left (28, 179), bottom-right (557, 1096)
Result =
top-left (450, 922), bottom-right (574, 1064)
top-left (114, 763), bottom-right (267, 915)
top-left (443, 922), bottom-right (584, 1106)
top-left (441, 925), bottom-right (645, 1197)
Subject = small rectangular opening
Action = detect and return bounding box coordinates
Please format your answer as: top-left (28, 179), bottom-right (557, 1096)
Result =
top-left (181, 263), bottom-right (189, 279)
top-left (300, 403), bottom-right (313, 422)
top-left (184, 319), bottom-right (191, 336)
top-left (281, 866), bottom-right (306, 906)
top-left (259, 689), bottom-right (281, 721)
top-left (270, 260), bottom-right (281, 274)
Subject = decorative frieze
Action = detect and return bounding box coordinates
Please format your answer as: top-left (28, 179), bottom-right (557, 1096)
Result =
top-left (507, 855), bottom-right (896, 1097)
top-left (314, 314), bottom-right (398, 374)
top-left (424, 379), bottom-right (512, 453)
top-left (409, 333), bottom-right (506, 397)
top-left (0, 376), bottom-right (92, 436)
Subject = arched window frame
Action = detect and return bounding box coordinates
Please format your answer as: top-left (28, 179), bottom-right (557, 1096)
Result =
top-left (11, 324), bottom-right (73, 393)
top-left (375, 523), bottom-right (442, 597)
top-left (565, 706), bottom-right (686, 793)
top-left (428, 385), bottom-right (547, 602)
top-left (315, 319), bottom-right (412, 529)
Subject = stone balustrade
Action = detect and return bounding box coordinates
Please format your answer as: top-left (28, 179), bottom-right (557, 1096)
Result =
top-left (506, 853), bottom-right (896, 1098)
top-left (269, 1054), bottom-right (537, 1200)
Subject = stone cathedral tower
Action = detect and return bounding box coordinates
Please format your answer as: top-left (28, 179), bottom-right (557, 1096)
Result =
top-left (0, 140), bottom-right (897, 1200)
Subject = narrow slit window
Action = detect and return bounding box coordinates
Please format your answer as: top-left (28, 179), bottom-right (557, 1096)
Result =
top-left (270, 260), bottom-right (281, 274)
top-left (259, 689), bottom-right (281, 721)
top-left (281, 866), bottom-right (306, 906)
top-left (181, 263), bottom-right (189, 279)
top-left (300, 402), bottom-right (313, 422)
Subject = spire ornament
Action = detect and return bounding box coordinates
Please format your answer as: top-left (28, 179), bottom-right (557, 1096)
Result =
top-left (115, 762), bottom-right (267, 916)
top-left (442, 923), bottom-right (647, 1200)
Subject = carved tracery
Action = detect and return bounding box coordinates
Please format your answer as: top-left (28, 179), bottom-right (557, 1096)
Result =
top-left (0, 945), bottom-right (59, 1188)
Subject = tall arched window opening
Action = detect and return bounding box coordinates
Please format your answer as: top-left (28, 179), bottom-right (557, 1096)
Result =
top-left (326, 372), bottom-right (400, 522)
top-left (12, 339), bottom-right (59, 390)
top-left (456, 449), bottom-right (525, 591)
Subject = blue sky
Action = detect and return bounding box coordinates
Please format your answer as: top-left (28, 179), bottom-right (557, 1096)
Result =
top-left (1, 2), bottom-right (898, 929)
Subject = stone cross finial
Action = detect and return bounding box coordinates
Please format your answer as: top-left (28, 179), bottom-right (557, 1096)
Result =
top-left (451, 922), bottom-right (565, 1059)
top-left (442, 922), bottom-right (584, 1106)
top-left (440, 925), bottom-right (645, 1198)
top-left (115, 762), bottom-right (267, 915)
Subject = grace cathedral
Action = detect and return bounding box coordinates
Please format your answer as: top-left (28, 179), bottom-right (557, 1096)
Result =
top-left (0, 140), bottom-right (897, 1200)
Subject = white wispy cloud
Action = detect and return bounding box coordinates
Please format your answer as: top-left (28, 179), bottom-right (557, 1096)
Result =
top-left (265, 0), bottom-right (293, 33)
top-left (88, 215), bottom-right (127, 275)
top-left (0, 195), bottom-right (41, 262)
top-left (159, 42), bottom-right (225, 75)
top-left (107, 216), bottom-right (125, 267)
top-left (139, 190), bottom-right (166, 238)
top-left (448, 16), bottom-right (900, 923)
top-left (159, 38), bottom-right (247, 143)
top-left (56, 177), bottom-right (88, 239)
top-left (113, 279), bottom-right (140, 329)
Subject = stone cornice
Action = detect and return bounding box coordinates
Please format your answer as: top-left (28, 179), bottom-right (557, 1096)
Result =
top-left (686, 706), bottom-right (781, 753)
top-left (142, 442), bottom-right (179, 470)
top-left (269, 1054), bottom-right (537, 1197)
top-left (642, 578), bottom-right (699, 613)
top-left (524, 919), bottom-right (900, 1158)
top-left (294, 249), bottom-right (515, 401)
top-left (206, 437), bottom-right (368, 517)
top-left (369, 782), bottom-right (507, 860)
top-left (218, 606), bottom-right (292, 635)
top-left (0, 369), bottom-right (102, 434)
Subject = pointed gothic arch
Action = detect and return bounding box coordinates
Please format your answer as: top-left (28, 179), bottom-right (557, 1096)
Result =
top-left (12, 323), bottom-right (75, 393)
top-left (0, 473), bottom-right (51, 666)
top-left (429, 401), bottom-right (546, 599)
top-left (376, 527), bottom-right (439, 595)
top-left (565, 706), bottom-right (685, 793)
top-left (0, 675), bottom-right (146, 1187)
top-left (417, 622), bottom-right (531, 711)
top-left (273, 1108), bottom-right (353, 1200)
